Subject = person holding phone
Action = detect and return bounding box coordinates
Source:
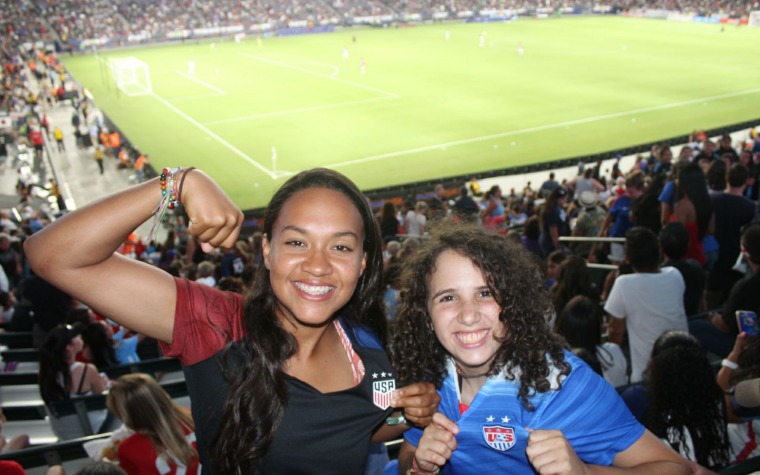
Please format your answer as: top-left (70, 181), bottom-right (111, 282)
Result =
top-left (690, 223), bottom-right (760, 358)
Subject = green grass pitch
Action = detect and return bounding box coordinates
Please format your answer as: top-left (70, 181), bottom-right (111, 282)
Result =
top-left (61, 16), bottom-right (760, 210)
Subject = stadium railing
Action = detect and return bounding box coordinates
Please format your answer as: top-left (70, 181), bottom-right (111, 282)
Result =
top-left (0, 432), bottom-right (112, 469)
top-left (0, 357), bottom-right (182, 392)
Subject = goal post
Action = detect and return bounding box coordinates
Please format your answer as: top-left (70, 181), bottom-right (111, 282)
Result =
top-left (109, 57), bottom-right (152, 96)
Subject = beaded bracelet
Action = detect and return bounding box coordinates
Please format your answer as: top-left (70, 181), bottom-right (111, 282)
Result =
top-left (147, 167), bottom-right (183, 243)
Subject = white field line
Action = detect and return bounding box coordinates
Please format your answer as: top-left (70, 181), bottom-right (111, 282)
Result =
top-left (175, 70), bottom-right (226, 95)
top-left (203, 96), bottom-right (395, 126)
top-left (315, 87), bottom-right (760, 171)
top-left (239, 53), bottom-right (400, 98)
top-left (169, 93), bottom-right (225, 103)
top-left (148, 92), bottom-right (273, 177)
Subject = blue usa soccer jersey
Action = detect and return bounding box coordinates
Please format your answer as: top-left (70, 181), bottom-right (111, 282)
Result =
top-left (404, 352), bottom-right (643, 473)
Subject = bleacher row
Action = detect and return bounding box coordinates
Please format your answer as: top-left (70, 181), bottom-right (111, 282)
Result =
top-left (0, 326), bottom-right (407, 473)
top-left (0, 328), bottom-right (190, 473)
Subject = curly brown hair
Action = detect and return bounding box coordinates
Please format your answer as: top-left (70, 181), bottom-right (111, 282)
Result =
top-left (390, 222), bottom-right (570, 411)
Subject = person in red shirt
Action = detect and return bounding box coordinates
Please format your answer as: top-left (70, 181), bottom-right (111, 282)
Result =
top-left (106, 374), bottom-right (199, 475)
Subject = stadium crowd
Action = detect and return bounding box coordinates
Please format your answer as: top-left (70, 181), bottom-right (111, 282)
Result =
top-left (0, 0), bottom-right (755, 50)
top-left (5, 3), bottom-right (760, 475)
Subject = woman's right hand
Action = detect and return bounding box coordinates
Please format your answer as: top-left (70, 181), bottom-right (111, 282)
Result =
top-left (180, 169), bottom-right (244, 252)
top-left (414, 412), bottom-right (459, 472)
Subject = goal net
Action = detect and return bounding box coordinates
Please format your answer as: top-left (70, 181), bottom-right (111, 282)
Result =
top-left (110, 57), bottom-right (152, 96)
top-left (750, 11), bottom-right (760, 27)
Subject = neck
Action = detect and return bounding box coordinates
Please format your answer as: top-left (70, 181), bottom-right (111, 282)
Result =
top-left (280, 314), bottom-right (336, 361)
top-left (726, 186), bottom-right (745, 196)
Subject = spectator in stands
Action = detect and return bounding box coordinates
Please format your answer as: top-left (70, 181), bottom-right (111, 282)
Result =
top-left (621, 331), bottom-right (728, 469)
top-left (717, 134), bottom-right (739, 162)
top-left (106, 373), bottom-right (199, 475)
top-left (673, 162), bottom-right (716, 269)
top-left (660, 222), bottom-right (704, 317)
top-left (391, 222), bottom-right (688, 474)
top-left (567, 168), bottom-right (605, 203)
top-left (25, 168), bottom-right (438, 473)
top-left (538, 172), bottom-right (560, 198)
top-left (23, 273), bottom-right (73, 348)
top-left (544, 249), bottom-right (566, 289)
top-left (405, 200), bottom-right (428, 236)
top-left (571, 191), bottom-right (606, 260)
top-left (81, 321), bottom-right (119, 369)
top-left (659, 161), bottom-right (687, 227)
top-left (706, 159), bottom-right (728, 194)
top-left (605, 227), bottom-right (687, 383)
top-left (695, 140), bottom-right (718, 163)
top-left (653, 146), bottom-right (674, 176)
top-left (193, 261), bottom-right (216, 287)
top-left (379, 201), bottom-right (400, 242)
top-left (0, 407), bottom-right (30, 454)
top-left (39, 323), bottom-right (110, 440)
top-left (599, 172), bottom-right (645, 264)
top-left (519, 215), bottom-right (542, 258)
top-left (556, 295), bottom-right (628, 388)
top-left (450, 186), bottom-right (479, 223)
top-left (706, 163), bottom-right (755, 309)
top-left (690, 224), bottom-right (760, 358)
top-left (539, 186), bottom-right (569, 257)
top-left (482, 185), bottom-right (506, 231)
top-left (550, 255), bottom-right (598, 318)
top-left (718, 332), bottom-right (760, 462)
top-left (631, 172), bottom-right (666, 235)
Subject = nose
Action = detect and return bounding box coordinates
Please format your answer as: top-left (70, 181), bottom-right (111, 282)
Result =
top-left (457, 299), bottom-right (480, 326)
top-left (302, 246), bottom-right (332, 276)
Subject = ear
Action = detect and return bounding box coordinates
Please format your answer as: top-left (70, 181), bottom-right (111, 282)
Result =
top-left (262, 234), bottom-right (271, 270)
top-left (360, 251), bottom-right (367, 275)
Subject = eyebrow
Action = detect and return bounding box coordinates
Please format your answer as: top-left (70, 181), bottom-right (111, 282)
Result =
top-left (430, 288), bottom-right (455, 300)
top-left (280, 225), bottom-right (360, 240)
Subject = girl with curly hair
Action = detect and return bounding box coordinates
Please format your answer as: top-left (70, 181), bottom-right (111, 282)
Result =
top-left (26, 168), bottom-right (438, 474)
top-left (391, 222), bottom-right (688, 475)
top-left (623, 331), bottom-right (728, 469)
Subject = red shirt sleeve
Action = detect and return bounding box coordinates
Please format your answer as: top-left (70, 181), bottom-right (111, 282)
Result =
top-left (159, 278), bottom-right (246, 366)
top-left (0, 461), bottom-right (28, 475)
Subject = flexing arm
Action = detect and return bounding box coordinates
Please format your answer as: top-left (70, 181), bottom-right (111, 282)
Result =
top-left (526, 429), bottom-right (688, 475)
top-left (24, 170), bottom-right (242, 343)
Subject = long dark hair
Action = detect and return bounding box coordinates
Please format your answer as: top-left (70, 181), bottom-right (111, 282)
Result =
top-left (211, 169), bottom-right (386, 474)
top-left (540, 186), bottom-right (567, 232)
top-left (39, 325), bottom-right (76, 404)
top-left (550, 255), bottom-right (597, 317)
top-left (646, 331), bottom-right (728, 468)
top-left (391, 222), bottom-right (570, 411)
top-left (82, 323), bottom-right (118, 369)
top-left (555, 296), bottom-right (603, 375)
top-left (677, 163), bottom-right (713, 239)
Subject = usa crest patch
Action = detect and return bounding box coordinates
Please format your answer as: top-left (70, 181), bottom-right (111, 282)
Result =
top-left (372, 373), bottom-right (396, 410)
top-left (482, 425), bottom-right (515, 452)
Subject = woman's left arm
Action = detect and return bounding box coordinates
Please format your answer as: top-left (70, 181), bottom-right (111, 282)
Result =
top-left (371, 382), bottom-right (440, 442)
top-left (526, 429), bottom-right (689, 475)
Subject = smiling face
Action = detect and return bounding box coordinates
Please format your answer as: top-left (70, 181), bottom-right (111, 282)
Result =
top-left (427, 250), bottom-right (505, 376)
top-left (263, 187), bottom-right (367, 329)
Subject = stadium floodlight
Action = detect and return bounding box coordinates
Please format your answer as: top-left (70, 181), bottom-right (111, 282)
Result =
top-left (110, 57), bottom-right (152, 96)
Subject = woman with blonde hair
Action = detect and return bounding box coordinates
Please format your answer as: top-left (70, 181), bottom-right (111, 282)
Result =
top-left (106, 373), bottom-right (199, 475)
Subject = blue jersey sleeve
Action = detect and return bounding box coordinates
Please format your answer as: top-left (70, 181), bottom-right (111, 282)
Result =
top-left (529, 355), bottom-right (644, 465)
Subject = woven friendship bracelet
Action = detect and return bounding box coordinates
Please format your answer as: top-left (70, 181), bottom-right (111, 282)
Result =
top-left (147, 167), bottom-right (183, 243)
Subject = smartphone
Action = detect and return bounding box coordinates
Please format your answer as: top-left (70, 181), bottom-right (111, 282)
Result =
top-left (736, 310), bottom-right (760, 337)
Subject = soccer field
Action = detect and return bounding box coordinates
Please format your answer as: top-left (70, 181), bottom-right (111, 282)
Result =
top-left (62, 16), bottom-right (760, 210)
